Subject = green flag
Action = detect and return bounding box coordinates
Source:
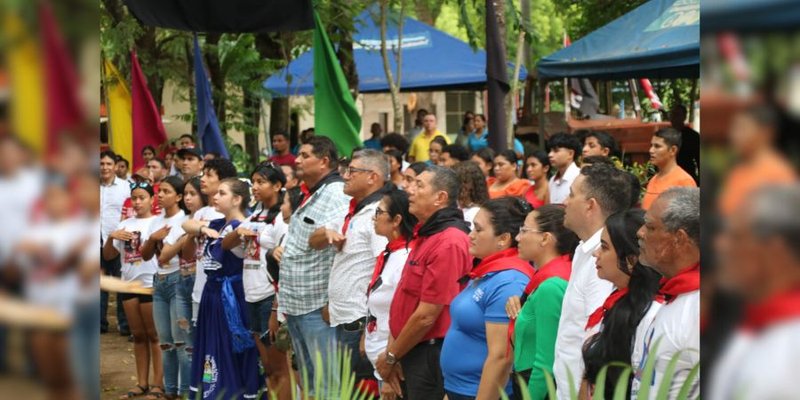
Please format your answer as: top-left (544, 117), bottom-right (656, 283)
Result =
top-left (313, 10), bottom-right (362, 158)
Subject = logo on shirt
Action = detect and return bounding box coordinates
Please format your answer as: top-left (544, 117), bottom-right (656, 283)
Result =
top-left (472, 287), bottom-right (485, 302)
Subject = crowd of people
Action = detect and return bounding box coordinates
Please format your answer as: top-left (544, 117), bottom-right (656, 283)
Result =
top-left (100, 110), bottom-right (701, 400)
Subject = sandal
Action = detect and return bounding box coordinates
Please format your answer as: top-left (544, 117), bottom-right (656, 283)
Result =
top-left (119, 384), bottom-right (148, 399)
top-left (145, 386), bottom-right (166, 399)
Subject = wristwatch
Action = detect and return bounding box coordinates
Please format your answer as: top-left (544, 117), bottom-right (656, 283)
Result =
top-left (386, 351), bottom-right (397, 366)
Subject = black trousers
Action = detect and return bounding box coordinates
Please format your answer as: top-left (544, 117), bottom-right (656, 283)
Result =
top-left (399, 339), bottom-right (444, 400)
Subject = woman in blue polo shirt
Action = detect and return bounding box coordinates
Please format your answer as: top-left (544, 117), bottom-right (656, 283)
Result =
top-left (440, 197), bottom-right (533, 400)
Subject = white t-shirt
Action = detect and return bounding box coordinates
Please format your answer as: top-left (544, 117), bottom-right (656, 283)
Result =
top-left (327, 201), bottom-right (388, 326)
top-left (365, 247), bottom-right (411, 378)
top-left (710, 320), bottom-right (800, 400)
top-left (148, 210), bottom-right (187, 275)
top-left (190, 206), bottom-right (224, 303)
top-left (113, 216), bottom-right (158, 288)
top-left (462, 206), bottom-right (480, 232)
top-left (20, 218), bottom-right (84, 318)
top-left (242, 209), bottom-right (288, 303)
top-left (635, 291), bottom-right (700, 399)
top-left (553, 228), bottom-right (613, 399)
top-left (548, 162), bottom-right (581, 205)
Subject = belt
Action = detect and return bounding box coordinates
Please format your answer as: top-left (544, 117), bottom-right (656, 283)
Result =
top-left (156, 270), bottom-right (179, 281)
top-left (179, 266), bottom-right (196, 276)
top-left (341, 317), bottom-right (367, 332)
top-left (415, 338), bottom-right (444, 347)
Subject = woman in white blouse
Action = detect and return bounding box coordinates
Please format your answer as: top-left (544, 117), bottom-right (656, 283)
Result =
top-left (364, 188), bottom-right (418, 400)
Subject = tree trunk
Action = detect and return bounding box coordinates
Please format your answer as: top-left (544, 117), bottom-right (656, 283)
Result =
top-left (204, 33), bottom-right (227, 136)
top-left (414, 0), bottom-right (446, 25)
top-left (380, 0), bottom-right (405, 134)
top-left (270, 98), bottom-right (290, 136)
top-left (521, 0), bottom-right (533, 121)
top-left (243, 89), bottom-right (261, 164)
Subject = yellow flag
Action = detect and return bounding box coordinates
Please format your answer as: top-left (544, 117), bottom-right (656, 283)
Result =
top-left (6, 12), bottom-right (45, 155)
top-left (103, 59), bottom-right (133, 165)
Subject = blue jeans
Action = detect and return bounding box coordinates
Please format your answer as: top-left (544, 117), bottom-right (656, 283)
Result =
top-left (71, 299), bottom-right (100, 400)
top-left (153, 271), bottom-right (191, 395)
top-left (177, 273), bottom-right (195, 350)
top-left (285, 308), bottom-right (339, 397)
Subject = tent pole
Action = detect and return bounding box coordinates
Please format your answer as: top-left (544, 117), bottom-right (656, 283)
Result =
top-left (629, 79), bottom-right (641, 119)
top-left (538, 79), bottom-right (546, 150)
top-left (563, 78), bottom-right (571, 121)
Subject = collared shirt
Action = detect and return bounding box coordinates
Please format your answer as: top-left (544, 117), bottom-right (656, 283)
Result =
top-left (553, 228), bottom-right (613, 399)
top-left (328, 201), bottom-right (388, 326)
top-left (635, 290), bottom-right (700, 399)
top-left (389, 226), bottom-right (472, 341)
top-left (548, 162), bottom-right (581, 205)
top-left (279, 180), bottom-right (351, 316)
top-left (100, 176), bottom-right (130, 245)
top-left (408, 130), bottom-right (449, 162)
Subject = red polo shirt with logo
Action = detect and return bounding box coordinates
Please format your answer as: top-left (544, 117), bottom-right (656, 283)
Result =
top-left (389, 227), bottom-right (472, 341)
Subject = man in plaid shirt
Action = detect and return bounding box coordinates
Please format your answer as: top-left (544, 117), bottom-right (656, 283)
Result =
top-left (279, 136), bottom-right (350, 396)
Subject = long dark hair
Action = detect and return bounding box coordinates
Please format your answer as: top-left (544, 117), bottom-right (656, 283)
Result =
top-left (250, 162), bottom-right (287, 224)
top-left (582, 209), bottom-right (661, 399)
top-left (453, 161), bottom-right (489, 208)
top-left (382, 188), bottom-right (417, 243)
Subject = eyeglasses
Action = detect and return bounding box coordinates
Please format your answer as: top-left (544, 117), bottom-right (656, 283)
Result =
top-left (130, 181), bottom-right (152, 190)
top-left (518, 226), bottom-right (544, 235)
top-left (345, 166), bottom-right (374, 176)
top-left (374, 208), bottom-right (389, 219)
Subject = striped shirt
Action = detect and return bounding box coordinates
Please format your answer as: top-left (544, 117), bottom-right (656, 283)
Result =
top-left (279, 179), bottom-right (351, 316)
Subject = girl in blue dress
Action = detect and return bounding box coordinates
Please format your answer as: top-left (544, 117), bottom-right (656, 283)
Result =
top-left (186, 178), bottom-right (261, 399)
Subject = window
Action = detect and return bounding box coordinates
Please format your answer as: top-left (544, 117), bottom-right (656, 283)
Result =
top-left (445, 91), bottom-right (475, 135)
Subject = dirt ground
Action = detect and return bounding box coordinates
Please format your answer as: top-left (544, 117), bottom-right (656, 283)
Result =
top-left (100, 294), bottom-right (150, 400)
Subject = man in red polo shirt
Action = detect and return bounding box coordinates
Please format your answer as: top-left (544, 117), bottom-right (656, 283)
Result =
top-left (376, 165), bottom-right (472, 399)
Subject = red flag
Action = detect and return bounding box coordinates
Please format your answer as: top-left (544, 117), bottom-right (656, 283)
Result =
top-left (130, 50), bottom-right (167, 170)
top-left (639, 79), bottom-right (662, 110)
top-left (40, 2), bottom-right (84, 157)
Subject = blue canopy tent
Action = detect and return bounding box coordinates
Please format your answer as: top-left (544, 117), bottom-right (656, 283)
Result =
top-left (701, 0), bottom-right (800, 34)
top-left (537, 0), bottom-right (699, 80)
top-left (263, 7), bottom-right (526, 96)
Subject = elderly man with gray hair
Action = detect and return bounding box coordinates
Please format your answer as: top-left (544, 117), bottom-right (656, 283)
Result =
top-left (310, 149), bottom-right (393, 370)
top-left (634, 187), bottom-right (700, 399)
top-left (710, 185), bottom-right (800, 399)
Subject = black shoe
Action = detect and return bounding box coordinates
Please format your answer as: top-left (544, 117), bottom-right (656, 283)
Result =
top-left (128, 335), bottom-right (134, 342)
top-left (101, 326), bottom-right (108, 334)
top-left (119, 329), bottom-right (131, 336)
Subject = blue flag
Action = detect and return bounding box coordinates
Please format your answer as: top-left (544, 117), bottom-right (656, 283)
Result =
top-left (193, 33), bottom-right (229, 159)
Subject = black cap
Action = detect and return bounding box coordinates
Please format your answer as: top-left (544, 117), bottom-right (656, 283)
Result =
top-left (177, 146), bottom-right (203, 160)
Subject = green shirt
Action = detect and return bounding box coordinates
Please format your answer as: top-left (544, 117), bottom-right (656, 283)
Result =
top-left (513, 277), bottom-right (568, 400)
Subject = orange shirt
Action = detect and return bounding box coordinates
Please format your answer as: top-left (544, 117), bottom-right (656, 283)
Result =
top-left (487, 177), bottom-right (532, 199)
top-left (641, 166), bottom-right (696, 209)
top-left (719, 154), bottom-right (796, 216)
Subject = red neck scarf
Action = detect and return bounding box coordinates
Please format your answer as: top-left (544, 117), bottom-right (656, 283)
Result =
top-left (740, 287), bottom-right (800, 333)
top-left (523, 255), bottom-right (572, 298)
top-left (585, 288), bottom-right (629, 330)
top-left (299, 182), bottom-right (311, 207)
top-left (342, 198), bottom-right (358, 235)
top-left (507, 254), bottom-right (572, 354)
top-left (465, 248), bottom-right (534, 283)
top-left (659, 263), bottom-right (700, 304)
top-left (367, 238), bottom-right (412, 295)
